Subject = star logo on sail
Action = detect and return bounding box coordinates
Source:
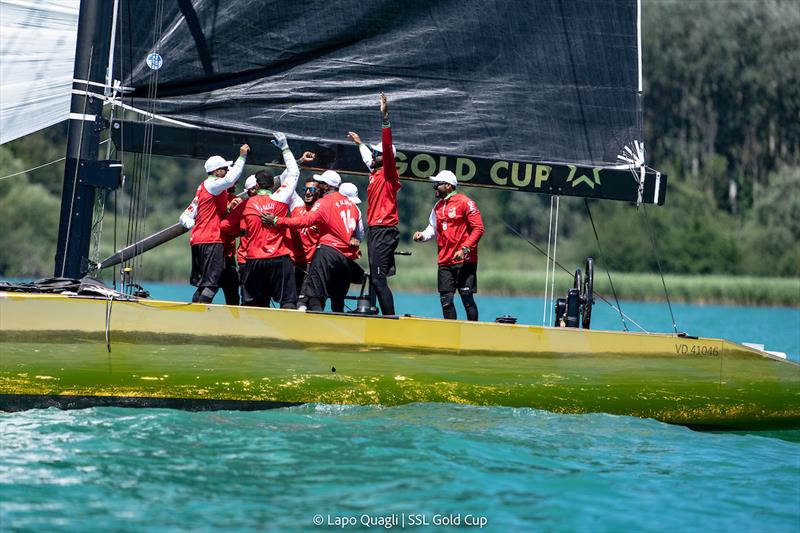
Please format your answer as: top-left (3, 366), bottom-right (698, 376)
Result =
top-left (566, 166), bottom-right (602, 189)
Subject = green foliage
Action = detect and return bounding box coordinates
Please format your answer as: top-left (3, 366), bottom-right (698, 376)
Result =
top-left (572, 180), bottom-right (741, 275)
top-left (0, 1), bottom-right (798, 302)
top-left (0, 146), bottom-right (60, 276)
top-left (739, 165), bottom-right (800, 276)
top-left (644, 0), bottom-right (800, 203)
top-left (391, 268), bottom-right (799, 306)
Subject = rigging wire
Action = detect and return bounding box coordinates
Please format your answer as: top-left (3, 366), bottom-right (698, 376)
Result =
top-left (583, 199), bottom-right (628, 331)
top-left (503, 220), bottom-right (649, 333)
top-left (549, 196), bottom-right (560, 326)
top-left (60, 48), bottom-right (94, 277)
top-left (627, 163), bottom-right (679, 335)
top-left (542, 196), bottom-right (554, 325)
top-left (641, 202), bottom-right (678, 334)
top-left (0, 138), bottom-right (111, 182)
top-left (0, 158), bottom-right (66, 181)
top-left (119, 0), bottom-right (164, 294)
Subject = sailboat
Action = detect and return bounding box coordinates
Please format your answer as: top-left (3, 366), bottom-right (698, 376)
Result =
top-left (1, 0), bottom-right (798, 430)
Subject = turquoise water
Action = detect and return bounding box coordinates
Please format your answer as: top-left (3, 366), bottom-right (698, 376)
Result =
top-left (1, 285), bottom-right (799, 531)
top-left (1, 405), bottom-right (799, 532)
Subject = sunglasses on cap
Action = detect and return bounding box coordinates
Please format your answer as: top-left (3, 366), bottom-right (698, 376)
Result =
top-left (302, 186), bottom-right (319, 194)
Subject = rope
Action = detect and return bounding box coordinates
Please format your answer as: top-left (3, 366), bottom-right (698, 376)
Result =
top-left (584, 199), bottom-right (628, 331)
top-left (503, 221), bottom-right (649, 333)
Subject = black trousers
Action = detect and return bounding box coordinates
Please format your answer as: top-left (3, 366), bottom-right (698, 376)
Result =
top-left (300, 245), bottom-right (352, 312)
top-left (190, 243), bottom-right (224, 303)
top-left (367, 226), bottom-right (399, 315)
top-left (218, 255), bottom-right (240, 306)
top-left (437, 262), bottom-right (478, 321)
top-left (241, 255), bottom-right (297, 308)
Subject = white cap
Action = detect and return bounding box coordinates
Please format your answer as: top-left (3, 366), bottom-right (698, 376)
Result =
top-left (430, 170), bottom-right (458, 187)
top-left (369, 143), bottom-right (396, 156)
top-left (204, 155), bottom-right (232, 174)
top-left (314, 170), bottom-right (342, 188)
top-left (339, 182), bottom-right (361, 204)
top-left (244, 175), bottom-right (257, 190)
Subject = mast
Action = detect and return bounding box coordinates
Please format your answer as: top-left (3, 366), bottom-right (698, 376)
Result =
top-left (54, 0), bottom-right (117, 278)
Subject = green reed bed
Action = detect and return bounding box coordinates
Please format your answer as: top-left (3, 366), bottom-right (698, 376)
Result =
top-left (391, 268), bottom-right (800, 307)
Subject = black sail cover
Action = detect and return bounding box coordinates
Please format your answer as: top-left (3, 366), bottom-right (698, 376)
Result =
top-left (115, 0), bottom-right (665, 204)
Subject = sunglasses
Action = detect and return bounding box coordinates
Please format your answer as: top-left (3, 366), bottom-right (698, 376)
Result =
top-left (302, 186), bottom-right (319, 194)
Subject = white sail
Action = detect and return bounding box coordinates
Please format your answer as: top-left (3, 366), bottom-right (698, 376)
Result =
top-left (0, 0), bottom-right (78, 144)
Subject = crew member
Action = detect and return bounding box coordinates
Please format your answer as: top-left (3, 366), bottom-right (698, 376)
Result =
top-left (221, 133), bottom-right (299, 308)
top-left (229, 174), bottom-right (259, 303)
top-left (263, 170), bottom-right (364, 312)
top-left (347, 92), bottom-right (400, 315)
top-left (413, 170), bottom-right (484, 321)
top-left (218, 186), bottom-right (244, 305)
top-left (288, 176), bottom-right (322, 302)
top-left (179, 144), bottom-right (250, 303)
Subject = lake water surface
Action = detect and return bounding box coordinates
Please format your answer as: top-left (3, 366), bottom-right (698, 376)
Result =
top-left (1, 285), bottom-right (798, 532)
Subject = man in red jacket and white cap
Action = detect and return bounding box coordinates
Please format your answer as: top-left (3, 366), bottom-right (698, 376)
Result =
top-left (262, 170), bottom-right (364, 312)
top-left (220, 133), bottom-right (300, 308)
top-left (347, 92), bottom-right (400, 315)
top-left (413, 170), bottom-right (484, 321)
top-left (179, 143), bottom-right (250, 303)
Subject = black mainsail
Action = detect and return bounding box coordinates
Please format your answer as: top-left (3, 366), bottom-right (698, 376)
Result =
top-left (59, 0), bottom-right (666, 276)
top-left (110, 0), bottom-right (664, 201)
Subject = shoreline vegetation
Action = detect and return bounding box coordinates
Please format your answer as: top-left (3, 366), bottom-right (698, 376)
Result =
top-left (389, 269), bottom-right (800, 308)
top-left (7, 270), bottom-right (798, 307)
top-left (0, 1), bottom-right (798, 309)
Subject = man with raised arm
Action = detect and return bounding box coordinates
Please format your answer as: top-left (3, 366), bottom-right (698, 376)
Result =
top-left (346, 92), bottom-right (400, 315)
top-left (262, 170), bottom-right (364, 313)
top-left (220, 132), bottom-right (300, 308)
top-left (413, 170), bottom-right (484, 321)
top-left (179, 143), bottom-right (250, 304)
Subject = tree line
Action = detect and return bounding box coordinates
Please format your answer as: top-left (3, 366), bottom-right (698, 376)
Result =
top-left (1, 0), bottom-right (798, 281)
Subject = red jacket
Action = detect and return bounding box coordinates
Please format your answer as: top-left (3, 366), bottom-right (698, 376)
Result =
top-left (288, 204), bottom-right (320, 265)
top-left (189, 182), bottom-right (228, 245)
top-left (424, 193), bottom-right (484, 265)
top-left (367, 126), bottom-right (400, 227)
top-left (222, 192), bottom-right (238, 258)
top-left (221, 192), bottom-right (291, 260)
top-left (277, 192), bottom-right (363, 260)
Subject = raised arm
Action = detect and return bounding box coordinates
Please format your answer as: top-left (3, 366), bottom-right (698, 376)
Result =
top-left (348, 131), bottom-right (373, 171)
top-left (205, 144), bottom-right (250, 195)
top-left (271, 132), bottom-right (300, 204)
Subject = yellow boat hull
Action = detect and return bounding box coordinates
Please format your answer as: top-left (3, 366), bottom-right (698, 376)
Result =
top-left (2, 292), bottom-right (798, 429)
